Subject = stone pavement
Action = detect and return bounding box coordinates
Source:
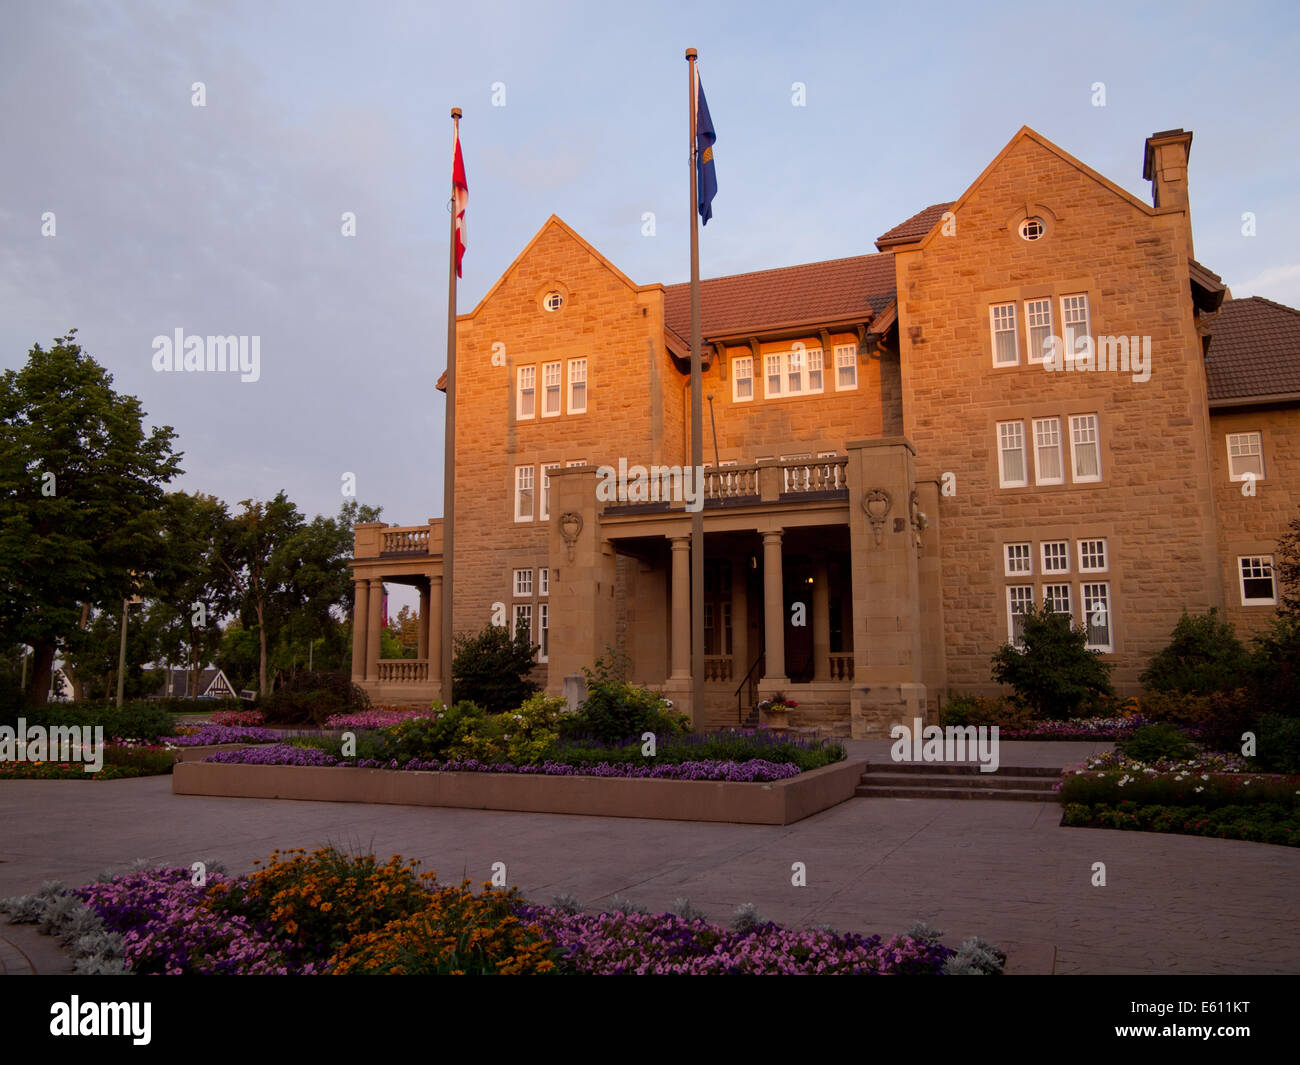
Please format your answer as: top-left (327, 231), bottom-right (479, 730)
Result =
top-left (2, 754), bottom-right (1297, 975)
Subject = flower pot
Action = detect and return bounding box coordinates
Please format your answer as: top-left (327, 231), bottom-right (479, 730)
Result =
top-left (765, 706), bottom-right (790, 730)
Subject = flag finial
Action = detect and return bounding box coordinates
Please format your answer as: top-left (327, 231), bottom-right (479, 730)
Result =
top-left (451, 107), bottom-right (462, 119)
top-left (685, 47), bottom-right (697, 60)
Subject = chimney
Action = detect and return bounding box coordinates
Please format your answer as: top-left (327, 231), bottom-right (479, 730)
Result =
top-left (1143, 129), bottom-right (1193, 210)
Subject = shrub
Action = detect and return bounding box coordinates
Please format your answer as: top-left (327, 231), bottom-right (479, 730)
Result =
top-left (562, 650), bottom-right (688, 744)
top-left (989, 604), bottom-right (1114, 720)
top-left (0, 701), bottom-right (177, 742)
top-left (1247, 615), bottom-right (1300, 720)
top-left (372, 701), bottom-right (488, 762)
top-left (451, 625), bottom-right (540, 713)
top-left (940, 693), bottom-right (1036, 729)
top-left (1137, 690), bottom-right (1217, 725)
top-left (258, 671), bottom-right (369, 726)
top-left (1116, 723), bottom-right (1198, 764)
top-left (1140, 609), bottom-right (1250, 695)
top-left (1254, 714), bottom-right (1300, 774)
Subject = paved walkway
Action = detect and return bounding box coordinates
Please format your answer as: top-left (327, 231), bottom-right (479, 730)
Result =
top-left (2, 757), bottom-right (1296, 975)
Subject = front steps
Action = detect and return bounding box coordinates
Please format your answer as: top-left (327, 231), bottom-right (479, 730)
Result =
top-left (856, 762), bottom-right (1061, 802)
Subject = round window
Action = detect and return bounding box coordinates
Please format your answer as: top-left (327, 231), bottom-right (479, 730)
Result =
top-left (543, 291), bottom-right (564, 311)
top-left (1019, 217), bottom-right (1045, 241)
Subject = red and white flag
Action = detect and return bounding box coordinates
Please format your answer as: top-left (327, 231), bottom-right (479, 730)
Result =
top-left (452, 126), bottom-right (468, 277)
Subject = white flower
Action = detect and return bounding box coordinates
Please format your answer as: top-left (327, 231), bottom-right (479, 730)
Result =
top-left (1195, 786), bottom-right (1204, 793)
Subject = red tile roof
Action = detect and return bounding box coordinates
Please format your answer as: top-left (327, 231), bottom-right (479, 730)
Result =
top-left (662, 253), bottom-right (896, 340)
top-left (875, 202), bottom-right (955, 250)
top-left (1206, 297), bottom-right (1300, 404)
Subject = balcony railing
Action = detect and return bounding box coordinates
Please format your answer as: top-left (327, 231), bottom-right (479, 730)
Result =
top-left (704, 465), bottom-right (760, 502)
top-left (827, 654), bottom-right (854, 682)
top-left (781, 456), bottom-right (848, 495)
top-left (376, 659), bottom-right (429, 682)
top-left (703, 654), bottom-right (734, 682)
top-left (381, 527), bottom-right (431, 555)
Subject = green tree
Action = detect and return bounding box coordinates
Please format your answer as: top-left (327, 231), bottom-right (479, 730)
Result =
top-left (0, 332), bottom-right (182, 703)
top-left (990, 603), bottom-right (1114, 719)
top-left (1139, 608), bottom-right (1249, 694)
top-left (1277, 509), bottom-right (1300, 617)
top-left (451, 623), bottom-right (540, 712)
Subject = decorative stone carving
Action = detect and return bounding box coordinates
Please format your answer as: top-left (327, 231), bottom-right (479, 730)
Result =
top-left (909, 490), bottom-right (929, 551)
top-left (862, 488), bottom-right (891, 546)
top-left (560, 512), bottom-right (583, 562)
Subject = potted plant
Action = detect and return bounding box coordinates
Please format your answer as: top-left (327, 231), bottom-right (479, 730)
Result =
top-left (757, 693), bottom-right (797, 729)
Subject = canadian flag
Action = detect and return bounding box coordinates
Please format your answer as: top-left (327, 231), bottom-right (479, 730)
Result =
top-left (452, 126), bottom-right (468, 278)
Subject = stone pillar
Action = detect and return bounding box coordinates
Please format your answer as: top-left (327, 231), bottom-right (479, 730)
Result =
top-left (351, 577), bottom-right (369, 682)
top-left (762, 530), bottom-right (787, 683)
top-left (366, 577), bottom-right (384, 682)
top-left (669, 536), bottom-right (691, 679)
top-left (730, 559), bottom-right (748, 687)
top-left (417, 583), bottom-right (430, 660)
top-left (812, 557), bottom-right (830, 681)
top-left (429, 576), bottom-right (443, 694)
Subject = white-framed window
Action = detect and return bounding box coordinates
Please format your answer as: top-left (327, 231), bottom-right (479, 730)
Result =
top-left (567, 358), bottom-right (587, 414)
top-left (1082, 582), bottom-right (1112, 652)
top-left (1041, 541), bottom-right (1070, 574)
top-left (834, 344), bottom-right (858, 391)
top-left (540, 463), bottom-right (561, 521)
top-left (566, 459), bottom-right (586, 468)
top-left (1078, 539), bottom-right (1108, 573)
top-left (513, 568), bottom-right (533, 597)
top-left (1019, 217), bottom-right (1045, 241)
top-left (1227, 432), bottom-right (1264, 482)
top-left (1032, 417), bottom-right (1064, 485)
top-left (543, 291), bottom-right (564, 312)
top-left (539, 568), bottom-right (549, 596)
top-left (514, 465), bottom-right (534, 522)
top-left (765, 353), bottom-right (782, 397)
top-left (1070, 414), bottom-right (1101, 482)
top-left (513, 603), bottom-right (532, 641)
top-left (732, 355), bottom-right (754, 402)
top-left (808, 349), bottom-right (824, 392)
top-left (1239, 556), bottom-right (1277, 605)
top-left (1042, 583), bottom-right (1072, 620)
top-left (1061, 294), bottom-right (1091, 359)
top-left (538, 603), bottom-right (549, 661)
top-left (1005, 543), bottom-right (1033, 577)
top-left (997, 421), bottom-right (1027, 487)
top-left (542, 361), bottom-right (561, 417)
top-left (990, 303), bottom-right (1019, 366)
top-left (516, 366), bottom-right (536, 420)
top-left (1007, 585), bottom-right (1034, 646)
top-left (1025, 299), bottom-right (1054, 364)
top-left (763, 348), bottom-right (823, 397)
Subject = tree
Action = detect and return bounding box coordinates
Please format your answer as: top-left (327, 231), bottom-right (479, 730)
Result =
top-left (148, 491), bottom-right (236, 696)
top-left (0, 332), bottom-right (182, 703)
top-left (451, 623), bottom-right (540, 712)
top-left (990, 603), bottom-right (1114, 719)
top-left (1139, 608), bottom-right (1249, 695)
top-left (1276, 508), bottom-right (1300, 617)
top-left (214, 493), bottom-right (305, 697)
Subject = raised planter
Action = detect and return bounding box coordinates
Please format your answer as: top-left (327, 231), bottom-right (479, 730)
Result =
top-left (172, 757), bottom-right (868, 825)
top-left (170, 743), bottom-right (256, 763)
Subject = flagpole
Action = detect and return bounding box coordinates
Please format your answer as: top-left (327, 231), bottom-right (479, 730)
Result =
top-left (442, 106), bottom-right (461, 708)
top-left (686, 49), bottom-right (705, 729)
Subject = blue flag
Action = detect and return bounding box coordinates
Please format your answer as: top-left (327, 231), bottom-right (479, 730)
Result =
top-left (696, 75), bottom-right (717, 225)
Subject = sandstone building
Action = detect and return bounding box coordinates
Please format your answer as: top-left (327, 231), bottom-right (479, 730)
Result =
top-left (350, 126), bottom-right (1300, 736)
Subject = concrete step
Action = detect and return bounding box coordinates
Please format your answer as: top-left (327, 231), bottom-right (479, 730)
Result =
top-left (855, 784), bottom-right (1059, 802)
top-left (864, 761), bottom-right (1061, 778)
top-left (860, 771), bottom-right (1056, 792)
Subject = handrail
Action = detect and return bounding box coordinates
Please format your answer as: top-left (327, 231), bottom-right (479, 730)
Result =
top-left (734, 640), bottom-right (765, 725)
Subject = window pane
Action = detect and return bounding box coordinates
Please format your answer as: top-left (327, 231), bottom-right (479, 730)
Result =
top-left (1034, 418), bottom-right (1062, 482)
top-left (808, 350), bottom-right (823, 392)
top-left (1071, 415), bottom-right (1100, 480)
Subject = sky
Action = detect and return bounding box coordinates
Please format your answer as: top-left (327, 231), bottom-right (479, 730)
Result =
top-left (2, 0), bottom-right (1298, 569)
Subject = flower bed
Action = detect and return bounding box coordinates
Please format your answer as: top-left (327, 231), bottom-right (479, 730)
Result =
top-left (161, 724), bottom-right (281, 746)
top-left (209, 709), bottom-right (266, 727)
top-left (324, 707), bottom-right (431, 729)
top-left (1062, 801), bottom-right (1300, 847)
top-left (0, 744), bottom-right (176, 780)
top-left (998, 715), bottom-right (1148, 741)
top-left (0, 848), bottom-right (1005, 976)
top-left (203, 744), bottom-right (803, 782)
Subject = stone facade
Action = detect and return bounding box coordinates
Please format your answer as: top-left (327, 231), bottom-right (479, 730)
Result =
top-left (350, 125), bottom-right (1300, 734)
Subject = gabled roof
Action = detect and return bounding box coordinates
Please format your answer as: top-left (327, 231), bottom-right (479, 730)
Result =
top-left (661, 253), bottom-right (895, 341)
top-left (1206, 296), bottom-right (1300, 406)
top-left (154, 667), bottom-right (231, 699)
top-left (875, 203), bottom-right (955, 250)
